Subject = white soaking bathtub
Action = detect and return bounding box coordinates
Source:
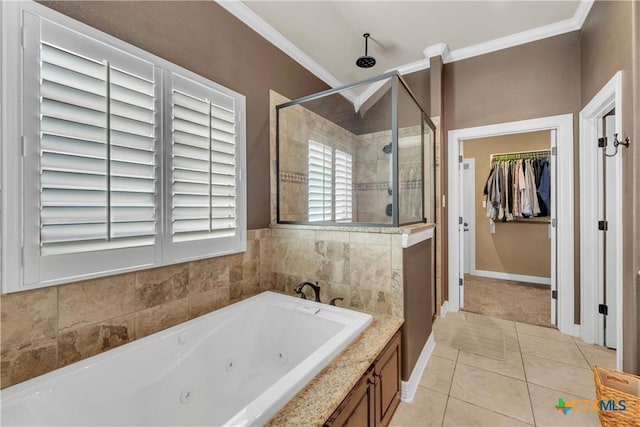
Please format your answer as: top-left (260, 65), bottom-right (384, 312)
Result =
top-left (1, 291), bottom-right (372, 426)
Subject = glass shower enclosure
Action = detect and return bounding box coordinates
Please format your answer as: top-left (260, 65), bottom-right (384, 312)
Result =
top-left (276, 72), bottom-right (435, 227)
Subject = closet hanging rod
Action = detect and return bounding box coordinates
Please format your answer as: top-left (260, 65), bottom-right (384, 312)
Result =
top-left (490, 149), bottom-right (551, 163)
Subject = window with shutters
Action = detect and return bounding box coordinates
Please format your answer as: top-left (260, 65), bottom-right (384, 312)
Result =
top-left (308, 141), bottom-right (332, 222)
top-left (2, 3), bottom-right (245, 292)
top-left (308, 142), bottom-right (352, 222)
top-left (164, 72), bottom-right (243, 262)
top-left (334, 150), bottom-right (353, 222)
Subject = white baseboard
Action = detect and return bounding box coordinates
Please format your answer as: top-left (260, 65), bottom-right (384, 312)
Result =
top-left (440, 300), bottom-right (450, 317)
top-left (471, 269), bottom-right (551, 286)
top-left (400, 332), bottom-right (435, 403)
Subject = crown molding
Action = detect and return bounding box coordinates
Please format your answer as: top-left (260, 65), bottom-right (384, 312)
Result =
top-left (218, 0), bottom-right (594, 111)
top-left (423, 1), bottom-right (592, 65)
top-left (397, 58), bottom-right (431, 75)
top-left (574, 0), bottom-right (595, 29)
top-left (423, 43), bottom-right (449, 60)
top-left (444, 1), bottom-right (593, 64)
top-left (215, 0), bottom-right (358, 106)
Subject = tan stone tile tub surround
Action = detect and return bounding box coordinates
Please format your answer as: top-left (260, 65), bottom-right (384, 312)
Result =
top-left (0, 229), bottom-right (269, 389)
top-left (2, 292), bottom-right (372, 426)
top-left (1, 222), bottom-right (424, 426)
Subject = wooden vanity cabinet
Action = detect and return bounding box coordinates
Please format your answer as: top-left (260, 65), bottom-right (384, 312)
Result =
top-left (374, 331), bottom-right (401, 427)
top-left (324, 330), bottom-right (402, 427)
top-left (324, 368), bottom-right (375, 427)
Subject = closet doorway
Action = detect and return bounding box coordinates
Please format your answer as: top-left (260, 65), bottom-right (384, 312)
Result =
top-left (447, 114), bottom-right (575, 336)
top-left (461, 131), bottom-right (553, 327)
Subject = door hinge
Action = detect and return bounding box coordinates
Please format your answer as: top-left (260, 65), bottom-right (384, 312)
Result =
top-left (459, 216), bottom-right (463, 225)
top-left (551, 290), bottom-right (557, 300)
top-left (459, 278), bottom-right (463, 287)
top-left (598, 220), bottom-right (608, 231)
top-left (551, 218), bottom-right (557, 228)
top-left (598, 304), bottom-right (608, 315)
top-left (598, 137), bottom-right (607, 148)
top-left (551, 146), bottom-right (557, 156)
top-left (459, 155), bottom-right (463, 163)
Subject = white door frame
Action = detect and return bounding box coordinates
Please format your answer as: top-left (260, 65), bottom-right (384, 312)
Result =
top-left (447, 114), bottom-right (575, 336)
top-left (579, 71), bottom-right (623, 370)
top-left (462, 159), bottom-right (476, 275)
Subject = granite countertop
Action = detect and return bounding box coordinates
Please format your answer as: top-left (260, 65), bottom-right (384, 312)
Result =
top-left (266, 315), bottom-right (404, 427)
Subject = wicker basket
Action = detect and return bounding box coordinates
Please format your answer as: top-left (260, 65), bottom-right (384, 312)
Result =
top-left (593, 366), bottom-right (640, 427)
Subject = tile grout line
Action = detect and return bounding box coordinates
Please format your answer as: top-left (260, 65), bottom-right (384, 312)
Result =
top-left (574, 340), bottom-right (595, 369)
top-left (520, 350), bottom-right (593, 371)
top-left (438, 333), bottom-right (461, 427)
top-left (443, 313), bottom-right (541, 425)
top-left (516, 325), bottom-right (538, 427)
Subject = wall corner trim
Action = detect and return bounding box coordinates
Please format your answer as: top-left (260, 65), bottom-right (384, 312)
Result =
top-left (423, 43), bottom-right (449, 60)
top-left (402, 227), bottom-right (435, 248)
top-left (400, 332), bottom-right (435, 403)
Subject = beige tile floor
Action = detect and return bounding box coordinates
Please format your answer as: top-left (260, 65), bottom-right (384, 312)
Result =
top-left (390, 311), bottom-right (617, 427)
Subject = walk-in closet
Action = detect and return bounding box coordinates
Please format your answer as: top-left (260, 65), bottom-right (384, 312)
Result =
top-left (461, 131), bottom-right (553, 326)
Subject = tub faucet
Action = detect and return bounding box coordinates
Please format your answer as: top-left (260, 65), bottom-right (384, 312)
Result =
top-left (294, 281), bottom-right (321, 303)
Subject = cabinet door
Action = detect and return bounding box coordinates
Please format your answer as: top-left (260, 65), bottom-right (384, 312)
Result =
top-left (375, 331), bottom-right (401, 427)
top-left (325, 369), bottom-right (375, 427)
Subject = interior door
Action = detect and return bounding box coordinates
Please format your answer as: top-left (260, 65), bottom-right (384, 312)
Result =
top-left (603, 113), bottom-right (618, 349)
top-left (462, 159), bottom-right (475, 274)
top-left (549, 130), bottom-right (558, 326)
top-left (458, 142), bottom-right (465, 308)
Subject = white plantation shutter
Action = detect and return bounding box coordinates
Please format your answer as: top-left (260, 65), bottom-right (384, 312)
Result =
top-left (165, 72), bottom-right (244, 262)
top-left (39, 43), bottom-right (109, 254)
top-left (36, 25), bottom-right (157, 256)
top-left (23, 16), bottom-right (160, 286)
top-left (308, 141), bottom-right (332, 221)
top-left (12, 7), bottom-right (245, 291)
top-left (334, 150), bottom-right (353, 222)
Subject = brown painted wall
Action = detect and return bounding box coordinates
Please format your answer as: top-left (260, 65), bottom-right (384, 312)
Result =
top-left (401, 239), bottom-right (433, 380)
top-left (442, 31), bottom-right (581, 321)
top-left (464, 132), bottom-right (551, 278)
top-left (39, 0), bottom-right (331, 230)
top-left (634, 0), bottom-right (640, 376)
top-left (581, 0), bottom-right (637, 374)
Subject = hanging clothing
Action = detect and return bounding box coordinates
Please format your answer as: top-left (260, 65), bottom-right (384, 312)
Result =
top-left (483, 155), bottom-right (551, 222)
top-left (538, 159), bottom-right (551, 213)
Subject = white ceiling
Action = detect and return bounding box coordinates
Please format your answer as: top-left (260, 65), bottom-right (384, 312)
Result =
top-left (241, 1), bottom-right (582, 91)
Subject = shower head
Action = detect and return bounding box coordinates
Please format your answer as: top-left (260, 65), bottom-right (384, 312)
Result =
top-left (382, 143), bottom-right (392, 154)
top-left (356, 33), bottom-right (376, 68)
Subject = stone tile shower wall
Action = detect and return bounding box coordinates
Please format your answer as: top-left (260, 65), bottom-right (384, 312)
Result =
top-left (268, 226), bottom-right (404, 317)
top-left (277, 104), bottom-right (359, 222)
top-left (356, 126), bottom-right (424, 223)
top-left (0, 230), bottom-right (270, 389)
top-left (355, 130), bottom-right (393, 223)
